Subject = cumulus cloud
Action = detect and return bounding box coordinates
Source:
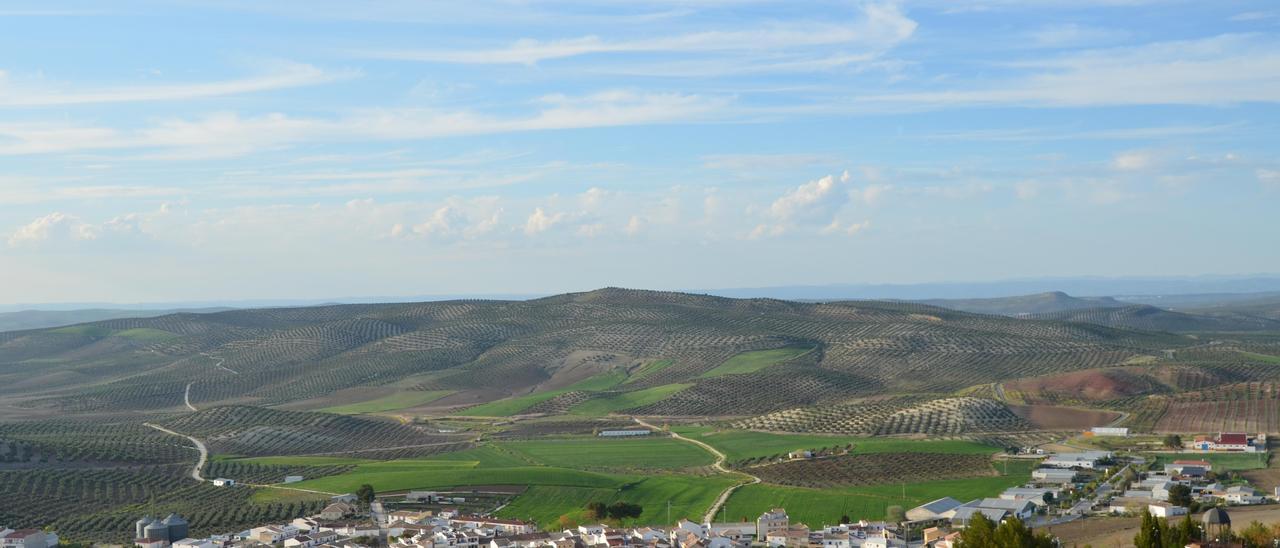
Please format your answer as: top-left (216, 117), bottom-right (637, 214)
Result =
top-left (7, 212), bottom-right (97, 246)
top-left (524, 207), bottom-right (565, 235)
top-left (768, 170), bottom-right (851, 221)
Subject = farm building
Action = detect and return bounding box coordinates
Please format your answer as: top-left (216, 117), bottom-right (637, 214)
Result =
top-left (788, 450), bottom-right (814, 459)
top-left (1148, 504), bottom-right (1187, 519)
top-left (405, 491), bottom-right (442, 503)
top-left (598, 429), bottom-right (651, 437)
top-left (999, 487), bottom-right (1057, 506)
top-left (950, 507), bottom-right (1008, 528)
top-left (1215, 432), bottom-right (1253, 451)
top-left (283, 475), bottom-right (304, 484)
top-left (1165, 460), bottom-right (1211, 477)
top-left (906, 497), bottom-right (963, 522)
top-left (1090, 426), bottom-right (1129, 437)
top-left (974, 498), bottom-right (1035, 520)
top-left (1043, 451), bottom-right (1112, 469)
top-left (211, 478), bottom-right (236, 487)
top-left (1031, 468), bottom-right (1078, 484)
top-left (2, 529), bottom-right (53, 548)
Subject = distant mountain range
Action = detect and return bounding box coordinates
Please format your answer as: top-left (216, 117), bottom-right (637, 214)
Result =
top-left (0, 307), bottom-right (234, 332)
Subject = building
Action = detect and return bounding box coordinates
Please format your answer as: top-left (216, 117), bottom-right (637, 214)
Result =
top-left (1215, 433), bottom-right (1251, 451)
top-left (450, 516), bottom-right (535, 535)
top-left (598, 430), bottom-right (651, 437)
top-left (950, 507), bottom-right (1007, 528)
top-left (211, 478), bottom-right (236, 487)
top-left (1031, 468), bottom-right (1078, 484)
top-left (905, 497), bottom-right (962, 522)
top-left (1090, 427), bottom-right (1130, 437)
top-left (1, 530), bottom-right (49, 548)
top-left (756, 509), bottom-right (789, 541)
top-left (998, 488), bottom-right (1056, 506)
top-left (764, 527), bottom-right (808, 548)
top-left (318, 502), bottom-right (358, 521)
top-left (284, 475), bottom-right (305, 484)
top-left (1042, 451), bottom-right (1112, 469)
top-left (975, 498), bottom-right (1035, 520)
top-left (1148, 504), bottom-right (1187, 519)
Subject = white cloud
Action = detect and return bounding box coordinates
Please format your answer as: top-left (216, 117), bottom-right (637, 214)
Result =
top-left (524, 207), bottom-right (565, 235)
top-left (0, 91), bottom-right (726, 156)
top-left (1028, 24), bottom-right (1128, 48)
top-left (1258, 169), bottom-right (1280, 188)
top-left (1111, 150), bottom-right (1155, 170)
top-left (767, 172), bottom-right (849, 221)
top-left (0, 61), bottom-right (352, 107)
top-left (7, 212), bottom-right (97, 246)
top-left (820, 219), bottom-right (871, 236)
top-left (624, 215), bottom-right (644, 236)
top-left (855, 34), bottom-right (1280, 108)
top-left (359, 2), bottom-right (915, 66)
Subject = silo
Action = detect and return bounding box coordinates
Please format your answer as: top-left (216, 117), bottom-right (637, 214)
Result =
top-left (144, 521), bottom-right (168, 541)
top-left (135, 516), bottom-right (154, 539)
top-left (162, 513), bottom-right (189, 541)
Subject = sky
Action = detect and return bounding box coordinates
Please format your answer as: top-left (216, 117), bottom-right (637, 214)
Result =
top-left (1, 0), bottom-right (1278, 303)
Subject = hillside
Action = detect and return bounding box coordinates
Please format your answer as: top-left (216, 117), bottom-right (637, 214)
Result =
top-left (0, 288), bottom-right (1188, 419)
top-left (918, 291), bottom-right (1127, 316)
top-left (0, 307), bottom-right (232, 333)
top-left (1028, 304), bottom-right (1280, 333)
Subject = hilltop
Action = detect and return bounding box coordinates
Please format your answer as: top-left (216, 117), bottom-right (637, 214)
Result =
top-left (917, 291), bottom-right (1128, 316)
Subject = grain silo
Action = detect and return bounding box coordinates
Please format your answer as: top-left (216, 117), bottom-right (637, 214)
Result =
top-left (143, 520), bottom-right (168, 541)
top-left (162, 513), bottom-right (189, 541)
top-left (135, 516), bottom-right (154, 539)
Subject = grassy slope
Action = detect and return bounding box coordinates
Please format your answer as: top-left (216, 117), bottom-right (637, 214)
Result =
top-left (672, 426), bottom-right (1000, 461)
top-left (497, 475), bottom-right (738, 528)
top-left (496, 437), bottom-right (715, 470)
top-left (724, 460), bottom-right (1037, 526)
top-left (320, 390), bottom-right (454, 414)
top-left (700, 347), bottom-right (815, 378)
top-left (457, 371), bottom-right (629, 417)
top-left (568, 384), bottom-right (692, 416)
top-left (623, 359), bottom-right (676, 385)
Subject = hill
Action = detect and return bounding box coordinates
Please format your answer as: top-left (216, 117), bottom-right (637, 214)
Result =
top-left (0, 288), bottom-right (1188, 419)
top-left (1028, 304), bottom-right (1280, 333)
top-left (0, 307), bottom-right (232, 333)
top-left (918, 291), bottom-right (1127, 316)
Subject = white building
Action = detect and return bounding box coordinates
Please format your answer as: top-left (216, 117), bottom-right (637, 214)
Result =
top-left (1091, 427), bottom-right (1129, 437)
top-left (1148, 504), bottom-right (1187, 519)
top-left (211, 478), bottom-right (236, 487)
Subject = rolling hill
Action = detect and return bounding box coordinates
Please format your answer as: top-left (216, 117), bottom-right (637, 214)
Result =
top-left (0, 288), bottom-right (1190, 419)
top-left (918, 291), bottom-right (1128, 316)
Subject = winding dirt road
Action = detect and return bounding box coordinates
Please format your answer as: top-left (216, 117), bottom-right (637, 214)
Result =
top-left (632, 417), bottom-right (759, 523)
top-left (145, 422), bottom-right (208, 482)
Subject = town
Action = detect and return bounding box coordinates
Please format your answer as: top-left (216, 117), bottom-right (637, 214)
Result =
top-left (11, 430), bottom-right (1276, 548)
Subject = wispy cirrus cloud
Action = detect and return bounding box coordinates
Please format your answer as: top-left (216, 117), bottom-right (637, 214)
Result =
top-left (0, 91), bottom-right (727, 156)
top-left (357, 2), bottom-right (915, 66)
top-left (0, 61), bottom-right (353, 107)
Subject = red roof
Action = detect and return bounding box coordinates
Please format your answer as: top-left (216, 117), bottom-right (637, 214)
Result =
top-left (1218, 433), bottom-right (1248, 445)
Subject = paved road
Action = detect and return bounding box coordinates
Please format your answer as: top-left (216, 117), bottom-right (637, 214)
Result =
top-left (632, 417), bottom-right (759, 523)
top-left (145, 423), bottom-right (208, 482)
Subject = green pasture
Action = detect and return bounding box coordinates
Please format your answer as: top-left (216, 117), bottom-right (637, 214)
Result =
top-left (723, 460), bottom-right (1036, 526)
top-left (496, 436), bottom-right (714, 470)
top-left (700, 347), bottom-right (815, 378)
top-left (457, 371), bottom-right (628, 417)
top-left (320, 390), bottom-right (454, 414)
top-left (671, 426), bottom-right (1000, 461)
top-left (568, 383), bottom-right (691, 416)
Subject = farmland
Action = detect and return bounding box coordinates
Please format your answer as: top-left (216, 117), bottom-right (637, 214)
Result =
top-left (2, 289), bottom-right (1280, 540)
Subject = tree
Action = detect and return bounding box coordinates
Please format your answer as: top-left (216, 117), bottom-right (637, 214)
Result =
top-left (956, 513), bottom-right (996, 547)
top-left (356, 484), bottom-right (376, 506)
top-left (991, 518), bottom-right (1053, 548)
top-left (1163, 434), bottom-right (1183, 449)
top-left (586, 502), bottom-right (608, 520)
top-left (1133, 510), bottom-right (1166, 548)
top-left (885, 505), bottom-right (905, 523)
top-left (1167, 484), bottom-right (1193, 507)
top-left (1168, 514), bottom-right (1198, 548)
top-left (1238, 521), bottom-right (1271, 547)
top-left (839, 514), bottom-right (851, 525)
top-left (606, 502), bottom-right (643, 520)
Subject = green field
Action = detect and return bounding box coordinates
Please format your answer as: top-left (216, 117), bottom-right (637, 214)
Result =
top-left (320, 390), bottom-right (454, 414)
top-left (457, 371), bottom-right (629, 417)
top-left (700, 347), bottom-right (815, 378)
top-left (623, 360), bottom-right (676, 385)
top-left (1239, 351), bottom-right (1280, 364)
top-left (568, 384), bottom-right (691, 416)
top-left (672, 427), bottom-right (1000, 461)
top-left (497, 437), bottom-right (715, 470)
top-left (1150, 452), bottom-right (1270, 471)
top-left (498, 475), bottom-right (738, 527)
top-left (723, 460), bottom-right (1037, 525)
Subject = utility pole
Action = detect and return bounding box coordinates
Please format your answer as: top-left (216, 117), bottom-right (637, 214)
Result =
top-left (667, 500), bottom-right (671, 525)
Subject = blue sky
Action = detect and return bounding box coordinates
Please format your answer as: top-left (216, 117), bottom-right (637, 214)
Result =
top-left (1, 0), bottom-right (1278, 303)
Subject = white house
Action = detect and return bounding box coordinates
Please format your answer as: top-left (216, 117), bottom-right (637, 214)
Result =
top-left (211, 478), bottom-right (236, 487)
top-left (1147, 504), bottom-right (1187, 519)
